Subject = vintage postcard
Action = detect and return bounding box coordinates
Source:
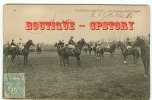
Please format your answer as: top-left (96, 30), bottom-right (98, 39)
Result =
top-left (3, 4), bottom-right (150, 99)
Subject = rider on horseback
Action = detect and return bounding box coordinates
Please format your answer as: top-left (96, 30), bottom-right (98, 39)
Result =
top-left (58, 40), bottom-right (64, 48)
top-left (37, 43), bottom-right (40, 48)
top-left (126, 38), bottom-right (132, 53)
top-left (96, 40), bottom-right (102, 49)
top-left (11, 39), bottom-right (16, 48)
top-left (106, 42), bottom-right (110, 49)
top-left (18, 38), bottom-right (24, 54)
top-left (68, 36), bottom-right (76, 54)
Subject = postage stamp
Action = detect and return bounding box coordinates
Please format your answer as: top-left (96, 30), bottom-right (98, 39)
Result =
top-left (3, 73), bottom-right (25, 98)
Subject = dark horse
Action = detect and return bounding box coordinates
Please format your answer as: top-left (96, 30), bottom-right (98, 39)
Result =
top-left (104, 43), bottom-right (116, 58)
top-left (3, 46), bottom-right (10, 58)
top-left (9, 40), bottom-right (34, 65)
top-left (36, 46), bottom-right (42, 55)
top-left (134, 37), bottom-right (150, 78)
top-left (54, 42), bottom-right (63, 53)
top-left (58, 39), bottom-right (86, 67)
top-left (117, 41), bottom-right (140, 64)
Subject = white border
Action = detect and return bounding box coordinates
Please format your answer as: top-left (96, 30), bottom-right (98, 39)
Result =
top-left (0, 0), bottom-right (151, 100)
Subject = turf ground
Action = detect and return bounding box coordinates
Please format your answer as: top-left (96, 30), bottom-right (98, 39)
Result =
top-left (3, 49), bottom-right (150, 99)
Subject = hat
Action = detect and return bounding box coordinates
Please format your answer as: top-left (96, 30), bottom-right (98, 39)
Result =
top-left (70, 36), bottom-right (73, 39)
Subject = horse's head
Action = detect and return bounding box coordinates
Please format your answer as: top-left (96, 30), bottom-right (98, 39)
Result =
top-left (134, 36), bottom-right (143, 47)
top-left (27, 40), bottom-right (34, 46)
top-left (79, 38), bottom-right (87, 46)
top-left (117, 41), bottom-right (122, 48)
top-left (54, 43), bottom-right (58, 47)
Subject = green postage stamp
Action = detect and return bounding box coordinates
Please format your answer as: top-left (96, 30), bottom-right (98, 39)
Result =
top-left (3, 73), bottom-right (25, 98)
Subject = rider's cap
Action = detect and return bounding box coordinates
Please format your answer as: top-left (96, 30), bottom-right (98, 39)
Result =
top-left (70, 36), bottom-right (73, 39)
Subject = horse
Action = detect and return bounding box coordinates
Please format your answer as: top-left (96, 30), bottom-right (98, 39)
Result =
top-left (83, 45), bottom-right (88, 54)
top-left (87, 43), bottom-right (97, 56)
top-left (36, 46), bottom-right (42, 55)
top-left (58, 39), bottom-right (86, 67)
top-left (9, 40), bottom-right (34, 65)
top-left (3, 46), bottom-right (10, 58)
top-left (96, 45), bottom-right (105, 60)
top-left (117, 41), bottom-right (140, 64)
top-left (104, 43), bottom-right (116, 58)
top-left (54, 42), bottom-right (64, 52)
top-left (134, 37), bottom-right (150, 78)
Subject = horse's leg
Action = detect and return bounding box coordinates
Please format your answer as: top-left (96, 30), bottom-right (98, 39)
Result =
top-left (26, 55), bottom-right (29, 64)
top-left (123, 55), bottom-right (127, 64)
top-left (136, 56), bottom-right (138, 63)
top-left (147, 61), bottom-right (149, 76)
top-left (101, 51), bottom-right (104, 59)
top-left (11, 55), bottom-right (16, 65)
top-left (90, 50), bottom-right (91, 56)
top-left (63, 57), bottom-right (66, 66)
top-left (77, 56), bottom-right (81, 67)
top-left (133, 55), bottom-right (135, 64)
top-left (24, 56), bottom-right (25, 65)
top-left (59, 56), bottom-right (62, 67)
top-left (143, 62), bottom-right (147, 78)
top-left (96, 52), bottom-right (99, 59)
top-left (111, 52), bottom-right (114, 58)
top-left (25, 55), bottom-right (27, 65)
top-left (66, 56), bottom-right (69, 65)
top-left (79, 57), bottom-right (81, 66)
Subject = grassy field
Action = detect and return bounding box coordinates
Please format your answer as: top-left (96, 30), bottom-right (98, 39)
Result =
top-left (3, 49), bottom-right (150, 99)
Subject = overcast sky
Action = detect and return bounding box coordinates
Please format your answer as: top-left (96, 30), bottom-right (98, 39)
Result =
top-left (3, 5), bottom-right (150, 44)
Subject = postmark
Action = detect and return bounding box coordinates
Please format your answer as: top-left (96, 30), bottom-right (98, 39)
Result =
top-left (3, 73), bottom-right (25, 98)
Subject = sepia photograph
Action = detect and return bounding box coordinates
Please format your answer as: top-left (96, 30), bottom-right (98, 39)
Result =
top-left (3, 4), bottom-right (150, 99)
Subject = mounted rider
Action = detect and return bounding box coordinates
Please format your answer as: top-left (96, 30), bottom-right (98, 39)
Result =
top-left (18, 38), bottom-right (24, 54)
top-left (126, 38), bottom-right (132, 53)
top-left (96, 40), bottom-right (102, 49)
top-left (11, 39), bottom-right (16, 48)
top-left (58, 40), bottom-right (64, 48)
top-left (68, 36), bottom-right (76, 54)
top-left (106, 42), bottom-right (110, 49)
top-left (37, 43), bottom-right (40, 48)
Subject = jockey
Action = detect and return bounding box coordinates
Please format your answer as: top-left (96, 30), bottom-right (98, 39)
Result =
top-left (58, 40), bottom-right (64, 48)
top-left (68, 36), bottom-right (76, 54)
top-left (126, 38), bottom-right (132, 49)
top-left (89, 41), bottom-right (94, 48)
top-left (11, 39), bottom-right (16, 48)
top-left (106, 43), bottom-right (110, 49)
top-left (96, 40), bottom-right (102, 49)
top-left (18, 38), bottom-right (24, 50)
top-left (37, 43), bottom-right (40, 48)
top-left (126, 38), bottom-right (132, 53)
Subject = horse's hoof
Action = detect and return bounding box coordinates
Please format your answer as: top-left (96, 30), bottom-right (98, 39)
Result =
top-left (144, 74), bottom-right (148, 78)
top-left (12, 63), bottom-right (14, 66)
